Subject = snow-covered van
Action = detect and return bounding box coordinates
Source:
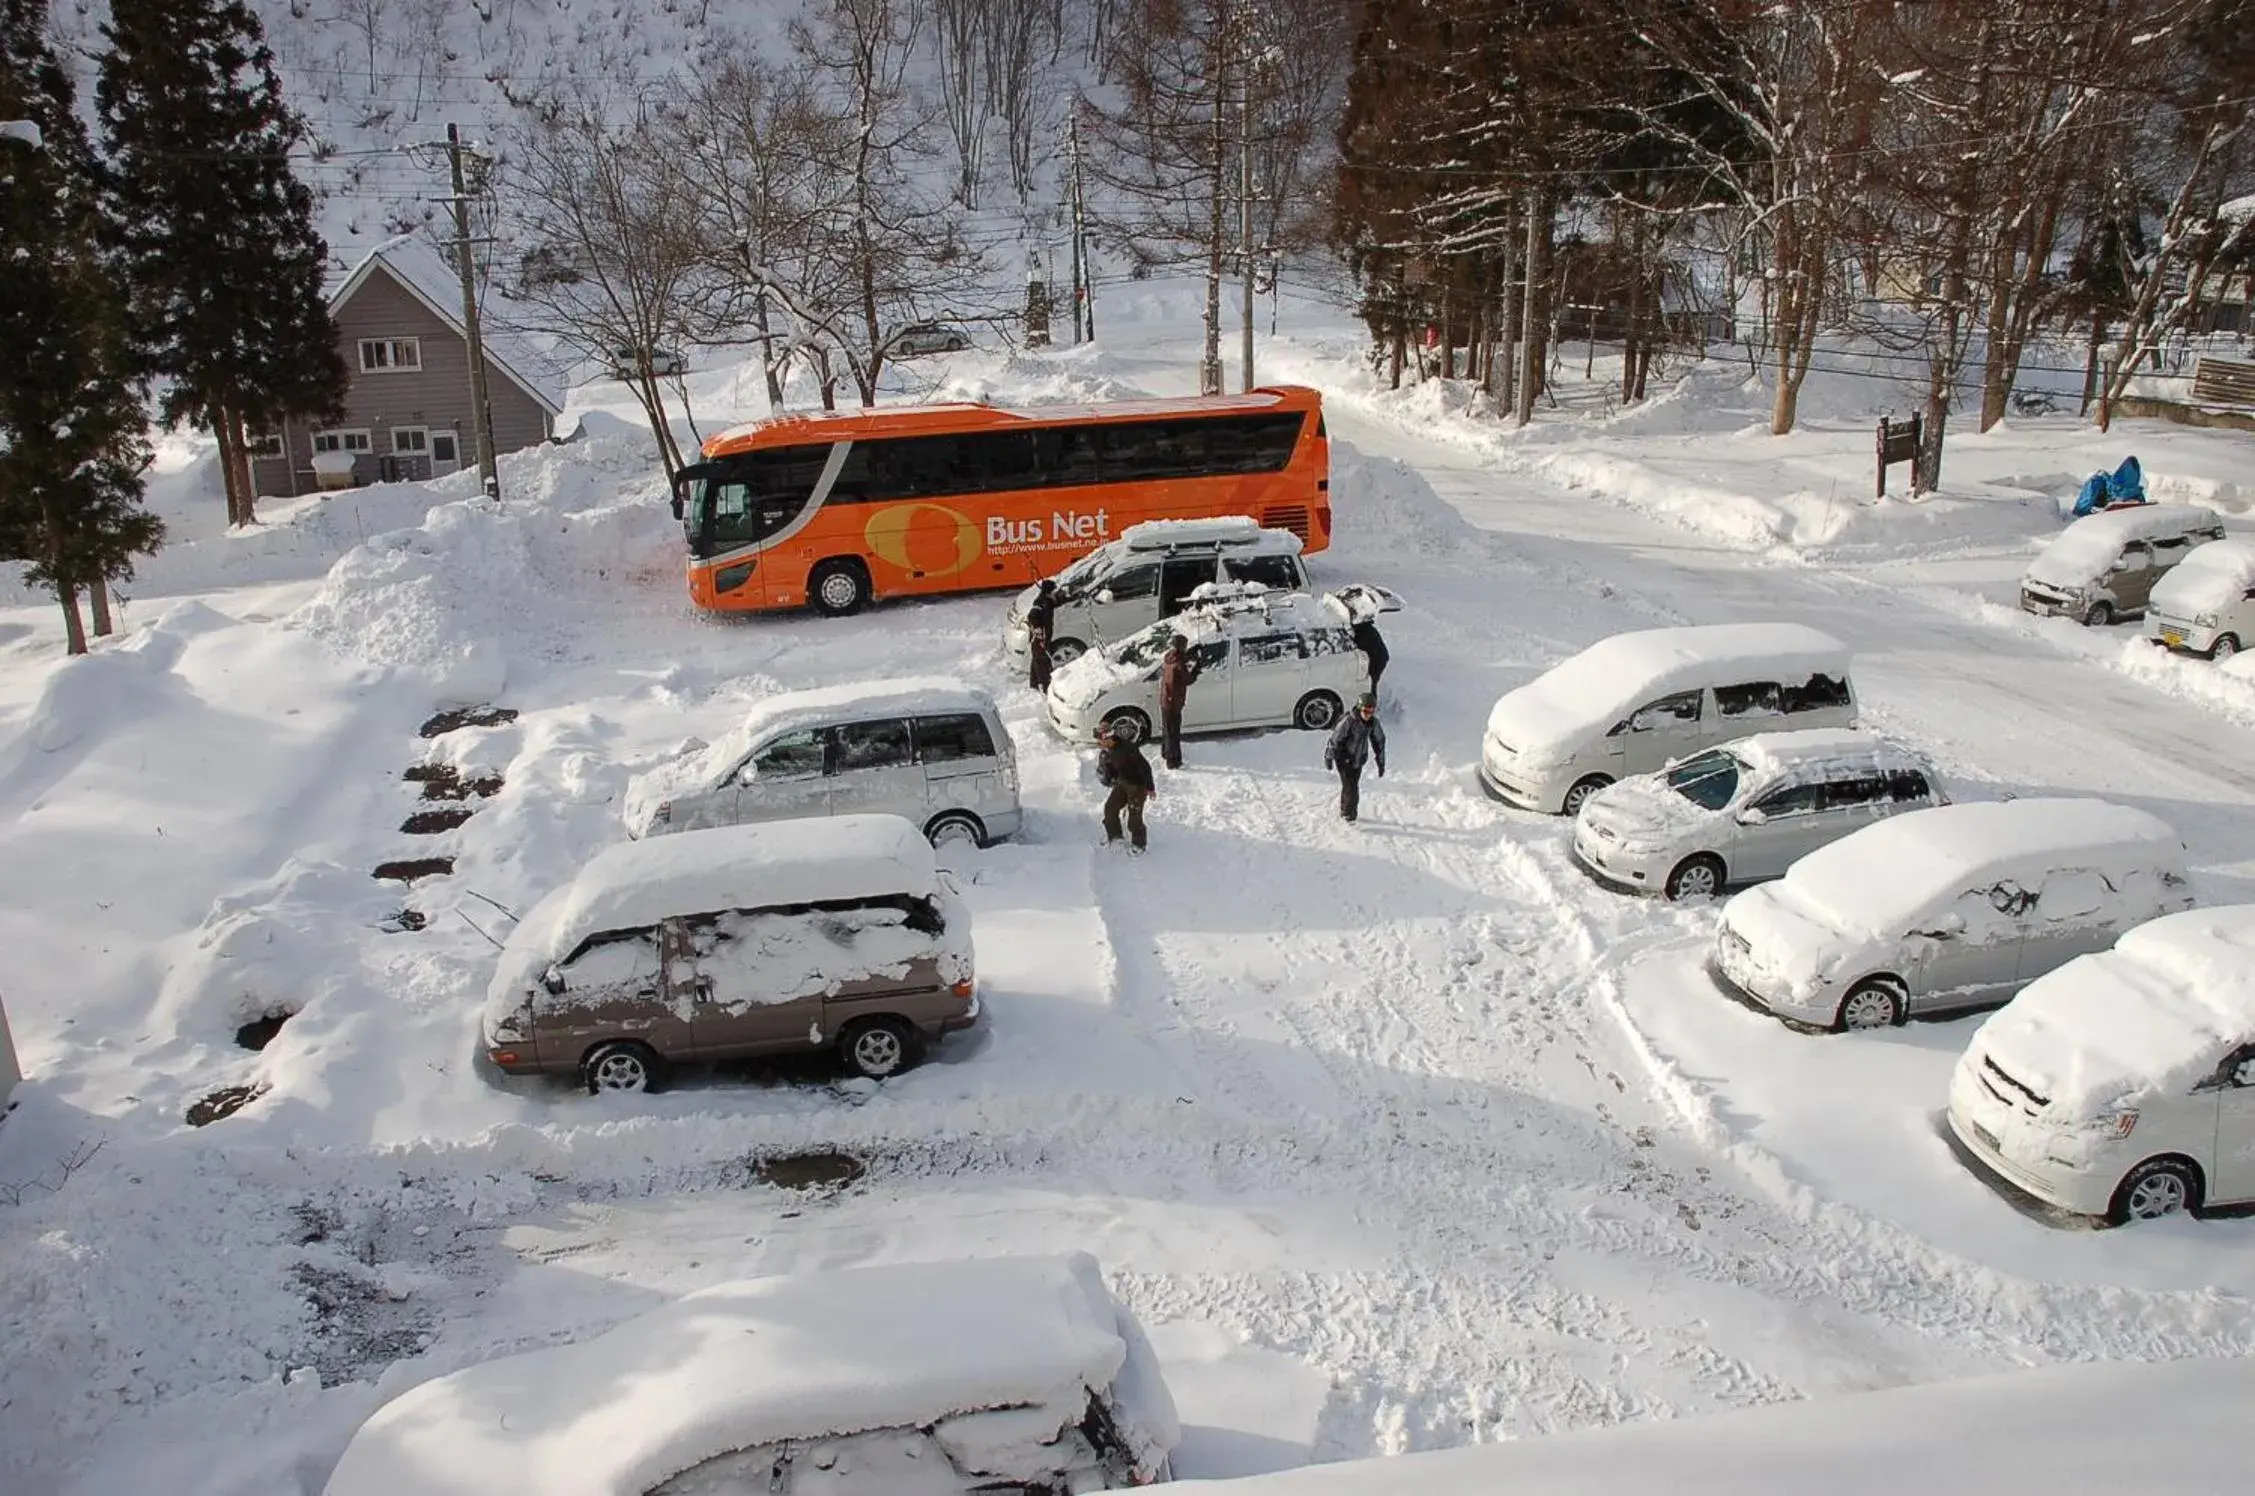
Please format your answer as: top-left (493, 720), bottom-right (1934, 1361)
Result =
top-left (624, 677), bottom-right (1020, 848)
top-left (1711, 798), bottom-right (2193, 1032)
top-left (321, 1253), bottom-right (1179, 1496)
top-left (1479, 623), bottom-right (1856, 816)
top-left (483, 814), bottom-right (978, 1092)
top-left (2144, 534), bottom-right (2255, 661)
top-left (1572, 729), bottom-right (1945, 901)
top-left (1045, 583), bottom-right (1400, 744)
top-left (1005, 516), bottom-right (1309, 663)
top-left (1949, 905), bottom-right (2255, 1224)
top-left (2018, 503), bottom-right (2225, 626)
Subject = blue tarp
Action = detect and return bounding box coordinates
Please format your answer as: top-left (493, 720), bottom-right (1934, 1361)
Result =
top-left (2072, 456), bottom-right (2148, 516)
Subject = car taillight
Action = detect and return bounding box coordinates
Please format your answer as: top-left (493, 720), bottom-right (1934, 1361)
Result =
top-left (950, 978), bottom-right (975, 999)
top-left (489, 1049), bottom-right (521, 1067)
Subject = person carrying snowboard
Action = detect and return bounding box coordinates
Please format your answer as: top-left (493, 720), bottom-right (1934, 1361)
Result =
top-left (1095, 721), bottom-right (1155, 851)
top-left (1323, 693), bottom-right (1386, 823)
top-left (1352, 615), bottom-right (1389, 695)
top-left (1026, 579), bottom-right (1059, 693)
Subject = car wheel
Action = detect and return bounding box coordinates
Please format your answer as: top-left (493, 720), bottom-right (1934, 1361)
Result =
top-left (582, 1041), bottom-right (661, 1095)
top-left (2109, 1157), bottom-right (2202, 1224)
top-left (808, 560), bottom-right (871, 617)
top-left (842, 1018), bottom-right (918, 1080)
top-left (2213, 634), bottom-right (2241, 661)
top-left (925, 811), bottom-right (985, 849)
top-left (2083, 600), bottom-right (2114, 627)
top-left (1664, 854), bottom-right (1727, 902)
top-left (1560, 775), bottom-right (1613, 817)
top-left (1048, 637), bottom-right (1087, 665)
top-left (1834, 977), bottom-right (1906, 1032)
top-left (1102, 707), bottom-right (1151, 745)
top-left (1294, 690), bottom-right (1342, 731)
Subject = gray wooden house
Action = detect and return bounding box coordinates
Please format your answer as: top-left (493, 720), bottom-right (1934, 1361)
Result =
top-left (252, 237), bottom-right (567, 497)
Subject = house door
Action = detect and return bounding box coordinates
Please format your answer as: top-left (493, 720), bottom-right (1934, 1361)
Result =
top-left (430, 430), bottom-right (462, 477)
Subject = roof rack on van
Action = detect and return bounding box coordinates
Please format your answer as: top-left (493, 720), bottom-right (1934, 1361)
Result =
top-left (1121, 516), bottom-right (1266, 552)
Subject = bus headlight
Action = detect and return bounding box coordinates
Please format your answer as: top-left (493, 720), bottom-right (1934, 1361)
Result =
top-left (714, 561), bottom-right (756, 594)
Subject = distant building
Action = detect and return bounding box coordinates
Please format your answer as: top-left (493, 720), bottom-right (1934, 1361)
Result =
top-left (251, 237), bottom-right (567, 498)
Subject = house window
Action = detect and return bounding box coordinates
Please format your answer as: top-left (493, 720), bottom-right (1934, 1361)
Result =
top-left (392, 427), bottom-right (429, 454)
top-left (358, 337), bottom-right (422, 373)
top-left (248, 432), bottom-right (286, 459)
top-left (312, 429), bottom-right (373, 454)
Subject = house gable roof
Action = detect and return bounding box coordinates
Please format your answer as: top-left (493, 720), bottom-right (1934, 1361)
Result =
top-left (330, 236), bottom-right (569, 416)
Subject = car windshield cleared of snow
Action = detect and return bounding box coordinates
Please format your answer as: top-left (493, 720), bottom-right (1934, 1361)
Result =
top-left (1666, 750), bottom-right (1742, 811)
top-left (1111, 626), bottom-right (1178, 669)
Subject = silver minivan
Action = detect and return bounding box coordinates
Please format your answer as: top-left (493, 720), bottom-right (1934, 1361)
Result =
top-left (624, 678), bottom-right (1022, 847)
top-left (2020, 504), bottom-right (2226, 626)
top-left (1005, 518), bottom-right (1307, 664)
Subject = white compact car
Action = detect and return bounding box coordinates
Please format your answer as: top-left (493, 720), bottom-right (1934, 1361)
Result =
top-left (1710, 798), bottom-right (2193, 1031)
top-left (1480, 623), bottom-right (1857, 815)
top-left (1005, 517), bottom-right (1309, 664)
top-left (1949, 905), bottom-right (2255, 1224)
top-left (1572, 729), bottom-right (1945, 901)
top-left (2144, 534), bottom-right (2255, 661)
top-left (1045, 584), bottom-right (1399, 744)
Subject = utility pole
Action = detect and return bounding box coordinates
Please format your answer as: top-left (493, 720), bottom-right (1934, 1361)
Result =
top-left (1067, 106), bottom-right (1091, 346)
top-left (1238, 43), bottom-right (1256, 393)
top-left (444, 123), bottom-right (500, 502)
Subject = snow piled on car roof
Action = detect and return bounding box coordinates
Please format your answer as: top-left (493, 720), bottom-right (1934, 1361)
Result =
top-left (487, 813), bottom-right (936, 1011)
top-left (2152, 535), bottom-right (2255, 612)
top-left (1971, 905), bottom-right (2255, 1113)
top-left (2028, 503), bottom-right (2224, 584)
top-left (1723, 728), bottom-right (1929, 780)
top-left (319, 1253), bottom-right (1178, 1496)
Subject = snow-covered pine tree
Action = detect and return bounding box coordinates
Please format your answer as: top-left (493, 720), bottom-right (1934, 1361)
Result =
top-left (0, 0), bottom-right (162, 656)
top-left (97, 0), bottom-right (347, 529)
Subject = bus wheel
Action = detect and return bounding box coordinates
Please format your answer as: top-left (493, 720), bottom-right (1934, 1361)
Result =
top-left (809, 560), bottom-right (870, 616)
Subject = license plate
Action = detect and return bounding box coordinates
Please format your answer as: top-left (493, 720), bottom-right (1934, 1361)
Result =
top-left (1970, 1120), bottom-right (1998, 1153)
top-left (2164, 630), bottom-right (2184, 647)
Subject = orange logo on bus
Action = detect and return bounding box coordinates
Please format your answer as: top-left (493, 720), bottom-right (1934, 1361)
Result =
top-left (863, 502), bottom-right (983, 578)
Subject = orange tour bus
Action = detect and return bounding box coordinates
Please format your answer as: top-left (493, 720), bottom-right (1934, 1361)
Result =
top-left (672, 385), bottom-right (1331, 614)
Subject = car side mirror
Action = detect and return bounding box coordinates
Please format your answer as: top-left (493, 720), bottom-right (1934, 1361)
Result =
top-left (542, 965), bottom-right (566, 995)
top-left (738, 763), bottom-right (758, 784)
top-left (1096, 588), bottom-right (1115, 605)
top-left (1737, 807), bottom-right (1768, 826)
top-left (1913, 913), bottom-right (1967, 941)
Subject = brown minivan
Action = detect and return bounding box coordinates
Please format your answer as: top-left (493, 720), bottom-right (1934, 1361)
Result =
top-left (483, 813), bottom-right (978, 1093)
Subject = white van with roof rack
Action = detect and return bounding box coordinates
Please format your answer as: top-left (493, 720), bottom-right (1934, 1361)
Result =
top-left (624, 677), bottom-right (1019, 848)
top-left (1480, 624), bottom-right (1857, 816)
top-left (1004, 517), bottom-right (1307, 664)
top-left (1949, 905), bottom-right (2255, 1224)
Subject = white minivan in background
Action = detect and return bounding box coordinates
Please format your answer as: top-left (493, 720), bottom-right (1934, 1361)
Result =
top-left (2018, 504), bottom-right (2226, 627)
top-left (1004, 517), bottom-right (1308, 664)
top-left (1479, 623), bottom-right (1856, 815)
top-left (1949, 905), bottom-right (2255, 1224)
top-left (624, 677), bottom-right (1021, 848)
top-left (2144, 534), bottom-right (2255, 662)
top-left (1710, 798), bottom-right (2193, 1032)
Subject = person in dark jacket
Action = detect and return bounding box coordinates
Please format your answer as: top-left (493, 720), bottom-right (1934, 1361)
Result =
top-left (1026, 580), bottom-right (1059, 693)
top-left (1323, 693), bottom-right (1386, 823)
top-left (1095, 722), bottom-right (1155, 851)
top-left (1156, 635), bottom-right (1202, 770)
top-left (1352, 617), bottom-right (1389, 694)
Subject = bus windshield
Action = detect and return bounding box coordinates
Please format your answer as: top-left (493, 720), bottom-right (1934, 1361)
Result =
top-left (685, 447), bottom-right (832, 558)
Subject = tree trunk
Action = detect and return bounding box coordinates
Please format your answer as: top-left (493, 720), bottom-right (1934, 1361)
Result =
top-left (1498, 231), bottom-right (1520, 416)
top-left (1202, 88), bottom-right (1225, 395)
top-left (1387, 322), bottom-right (1404, 390)
top-left (58, 583), bottom-right (88, 657)
top-left (213, 411), bottom-right (244, 527)
top-left (1439, 281), bottom-right (1455, 379)
top-left (1516, 189), bottom-right (1545, 427)
top-left (2079, 310), bottom-right (2105, 417)
top-left (90, 577), bottom-right (115, 638)
top-left (756, 291), bottom-right (785, 409)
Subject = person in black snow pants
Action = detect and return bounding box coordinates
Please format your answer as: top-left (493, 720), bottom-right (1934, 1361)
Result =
top-left (1323, 693), bottom-right (1386, 823)
top-left (1095, 721), bottom-right (1155, 851)
top-left (1352, 616), bottom-right (1389, 696)
top-left (1157, 635), bottom-right (1201, 770)
top-left (1026, 579), bottom-right (1059, 693)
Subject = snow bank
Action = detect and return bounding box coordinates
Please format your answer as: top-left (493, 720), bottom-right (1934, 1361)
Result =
top-left (2151, 536), bottom-right (2255, 613)
top-left (488, 814), bottom-right (940, 1009)
top-left (1966, 905), bottom-right (2255, 1115)
top-left (1485, 624), bottom-right (1850, 760)
top-left (320, 1254), bottom-right (1178, 1496)
top-left (2025, 504), bottom-right (2224, 587)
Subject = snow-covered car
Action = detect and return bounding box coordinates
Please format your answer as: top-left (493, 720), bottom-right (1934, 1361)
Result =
top-left (1479, 623), bottom-right (1856, 816)
top-left (1571, 729), bottom-right (1945, 901)
top-left (320, 1253), bottom-right (1179, 1496)
top-left (1003, 517), bottom-right (1309, 663)
top-left (483, 814), bottom-right (979, 1092)
top-left (1710, 798), bottom-right (2193, 1032)
top-left (2144, 534), bottom-right (2255, 661)
top-left (1044, 583), bottom-right (1400, 744)
top-left (623, 677), bottom-right (1021, 848)
top-left (1949, 905), bottom-right (2255, 1224)
top-left (2018, 503), bottom-right (2225, 626)
top-left (892, 322), bottom-right (972, 356)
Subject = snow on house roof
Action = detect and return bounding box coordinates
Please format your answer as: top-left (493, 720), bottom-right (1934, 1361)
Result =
top-left (2153, 535), bottom-right (2255, 611)
top-left (319, 1254), bottom-right (1179, 1496)
top-left (621, 677), bottom-right (1001, 833)
top-left (1486, 624), bottom-right (1851, 758)
top-left (487, 813), bottom-right (936, 1008)
top-left (330, 236), bottom-right (569, 415)
top-left (1971, 906), bottom-right (2255, 1114)
top-left (1777, 799), bottom-right (2182, 936)
top-left (2029, 504), bottom-right (2224, 584)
